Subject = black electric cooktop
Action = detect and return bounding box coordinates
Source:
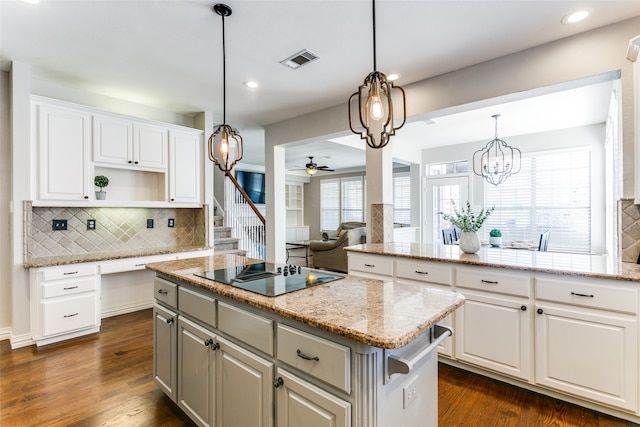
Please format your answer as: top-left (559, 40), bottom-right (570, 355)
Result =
top-left (194, 263), bottom-right (344, 297)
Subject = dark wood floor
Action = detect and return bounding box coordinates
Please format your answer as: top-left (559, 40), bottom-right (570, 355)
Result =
top-left (0, 309), bottom-right (635, 426)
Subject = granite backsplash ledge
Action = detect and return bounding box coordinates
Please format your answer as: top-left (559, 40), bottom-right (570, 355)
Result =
top-left (24, 202), bottom-right (208, 263)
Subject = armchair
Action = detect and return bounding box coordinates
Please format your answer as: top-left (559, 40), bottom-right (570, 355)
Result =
top-left (320, 222), bottom-right (366, 241)
top-left (310, 227), bottom-right (366, 273)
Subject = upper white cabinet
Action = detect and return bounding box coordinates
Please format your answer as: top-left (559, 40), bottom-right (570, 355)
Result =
top-left (35, 101), bottom-right (92, 201)
top-left (285, 182), bottom-right (304, 226)
top-left (169, 130), bottom-right (202, 204)
top-left (32, 96), bottom-right (202, 206)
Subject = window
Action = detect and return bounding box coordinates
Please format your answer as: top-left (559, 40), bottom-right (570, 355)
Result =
top-left (393, 172), bottom-right (411, 225)
top-left (429, 161), bottom-right (468, 176)
top-left (320, 177), bottom-right (365, 230)
top-left (484, 147), bottom-right (591, 253)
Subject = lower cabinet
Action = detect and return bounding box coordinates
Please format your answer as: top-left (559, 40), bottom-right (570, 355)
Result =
top-left (454, 290), bottom-right (531, 381)
top-left (177, 316), bottom-right (216, 427)
top-left (217, 336), bottom-right (274, 427)
top-left (535, 303), bottom-right (638, 412)
top-left (275, 369), bottom-right (351, 427)
top-left (153, 303), bottom-right (177, 402)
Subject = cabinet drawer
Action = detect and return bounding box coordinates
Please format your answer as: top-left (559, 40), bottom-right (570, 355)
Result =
top-left (154, 277), bottom-right (178, 308)
top-left (396, 259), bottom-right (453, 285)
top-left (100, 254), bottom-right (176, 274)
top-left (42, 293), bottom-right (98, 337)
top-left (348, 254), bottom-right (394, 277)
top-left (42, 264), bottom-right (97, 281)
top-left (218, 302), bottom-right (273, 356)
top-left (277, 324), bottom-right (351, 393)
top-left (536, 277), bottom-right (638, 314)
top-left (178, 286), bottom-right (217, 328)
top-left (456, 267), bottom-right (531, 297)
top-left (42, 276), bottom-right (98, 298)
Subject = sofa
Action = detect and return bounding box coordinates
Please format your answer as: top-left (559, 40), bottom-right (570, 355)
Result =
top-left (310, 223), bottom-right (366, 273)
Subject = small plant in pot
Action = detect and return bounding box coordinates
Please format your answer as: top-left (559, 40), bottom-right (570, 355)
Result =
top-left (94, 175), bottom-right (109, 200)
top-left (489, 228), bottom-right (502, 247)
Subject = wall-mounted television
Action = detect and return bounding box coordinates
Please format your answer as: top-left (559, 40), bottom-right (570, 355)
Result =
top-left (236, 170), bottom-right (266, 204)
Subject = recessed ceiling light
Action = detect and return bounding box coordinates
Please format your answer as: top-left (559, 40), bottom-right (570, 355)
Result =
top-left (562, 9), bottom-right (590, 24)
top-left (387, 73), bottom-right (400, 81)
top-left (244, 81), bottom-right (259, 88)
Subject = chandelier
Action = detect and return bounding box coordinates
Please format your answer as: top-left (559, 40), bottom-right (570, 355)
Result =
top-left (208, 3), bottom-right (243, 174)
top-left (473, 114), bottom-right (521, 186)
top-left (348, 0), bottom-right (406, 149)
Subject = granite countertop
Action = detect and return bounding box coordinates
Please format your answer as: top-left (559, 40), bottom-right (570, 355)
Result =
top-left (145, 254), bottom-right (465, 350)
top-left (25, 245), bottom-right (212, 268)
top-left (345, 242), bottom-right (640, 282)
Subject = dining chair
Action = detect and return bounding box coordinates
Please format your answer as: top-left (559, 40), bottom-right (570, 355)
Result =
top-left (442, 228), bottom-right (456, 245)
top-left (538, 230), bottom-right (550, 251)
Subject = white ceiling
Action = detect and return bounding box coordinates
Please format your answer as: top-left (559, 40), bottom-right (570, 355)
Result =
top-left (1, 0), bottom-right (638, 171)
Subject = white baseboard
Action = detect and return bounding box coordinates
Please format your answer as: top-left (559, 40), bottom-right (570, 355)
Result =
top-left (101, 301), bottom-right (153, 319)
top-left (0, 326), bottom-right (10, 342)
top-left (10, 331), bottom-right (35, 349)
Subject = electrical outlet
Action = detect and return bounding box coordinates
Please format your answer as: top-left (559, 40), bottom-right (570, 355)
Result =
top-left (168, 218), bottom-right (175, 228)
top-left (147, 219), bottom-right (154, 228)
top-left (403, 376), bottom-right (419, 409)
top-left (52, 219), bottom-right (67, 231)
top-left (87, 219), bottom-right (96, 230)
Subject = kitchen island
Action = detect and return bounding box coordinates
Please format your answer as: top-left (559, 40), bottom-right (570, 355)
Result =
top-left (345, 242), bottom-right (640, 424)
top-left (145, 254), bottom-right (464, 427)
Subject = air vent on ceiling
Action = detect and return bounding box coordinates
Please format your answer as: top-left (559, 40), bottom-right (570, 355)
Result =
top-left (280, 49), bottom-right (319, 70)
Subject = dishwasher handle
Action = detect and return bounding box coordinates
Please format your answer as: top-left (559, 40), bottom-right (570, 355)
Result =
top-left (387, 324), bottom-right (453, 377)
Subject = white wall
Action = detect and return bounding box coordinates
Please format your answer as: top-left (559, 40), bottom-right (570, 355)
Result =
top-left (0, 71), bottom-right (11, 337)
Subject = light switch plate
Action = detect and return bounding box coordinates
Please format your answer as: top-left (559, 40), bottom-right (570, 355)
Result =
top-left (87, 219), bottom-right (96, 230)
top-left (52, 219), bottom-right (67, 231)
top-left (147, 219), bottom-right (154, 228)
top-left (168, 218), bottom-right (175, 227)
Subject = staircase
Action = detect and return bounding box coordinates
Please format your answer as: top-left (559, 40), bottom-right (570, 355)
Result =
top-left (213, 225), bottom-right (246, 256)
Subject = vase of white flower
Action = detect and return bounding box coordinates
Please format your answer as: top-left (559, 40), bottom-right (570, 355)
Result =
top-left (440, 201), bottom-right (495, 254)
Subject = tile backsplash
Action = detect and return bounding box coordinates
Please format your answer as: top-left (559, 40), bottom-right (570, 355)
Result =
top-left (621, 198), bottom-right (640, 263)
top-left (24, 202), bottom-right (208, 260)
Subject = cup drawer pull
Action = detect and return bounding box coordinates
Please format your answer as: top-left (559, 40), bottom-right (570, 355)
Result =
top-left (63, 313), bottom-right (79, 318)
top-left (414, 270), bottom-right (429, 275)
top-left (364, 263), bottom-right (375, 268)
top-left (296, 349), bottom-right (320, 361)
top-left (63, 286), bottom-right (79, 290)
top-left (158, 289), bottom-right (168, 295)
top-left (63, 271), bottom-right (79, 275)
top-left (481, 279), bottom-right (498, 284)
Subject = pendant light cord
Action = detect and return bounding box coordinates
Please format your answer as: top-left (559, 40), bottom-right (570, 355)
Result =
top-left (372, 0), bottom-right (377, 71)
top-left (221, 12), bottom-right (226, 125)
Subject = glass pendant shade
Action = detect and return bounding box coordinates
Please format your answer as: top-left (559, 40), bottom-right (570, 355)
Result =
top-left (473, 114), bottom-right (521, 186)
top-left (348, 0), bottom-right (406, 149)
top-left (208, 124), bottom-right (243, 173)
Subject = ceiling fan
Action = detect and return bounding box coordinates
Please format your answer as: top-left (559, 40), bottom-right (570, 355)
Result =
top-left (291, 156), bottom-right (335, 176)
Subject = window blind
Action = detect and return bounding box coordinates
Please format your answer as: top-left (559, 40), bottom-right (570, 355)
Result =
top-left (484, 147), bottom-right (591, 253)
top-left (393, 172), bottom-right (411, 225)
top-left (341, 177), bottom-right (364, 222)
top-left (320, 179), bottom-right (340, 230)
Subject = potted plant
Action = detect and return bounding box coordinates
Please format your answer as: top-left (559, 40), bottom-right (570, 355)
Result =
top-left (489, 228), bottom-right (502, 247)
top-left (94, 175), bottom-right (109, 200)
top-left (440, 201), bottom-right (495, 253)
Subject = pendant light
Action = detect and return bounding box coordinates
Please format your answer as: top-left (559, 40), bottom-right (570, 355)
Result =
top-left (473, 114), bottom-right (521, 186)
top-left (348, 0), bottom-right (406, 149)
top-left (208, 3), bottom-right (243, 174)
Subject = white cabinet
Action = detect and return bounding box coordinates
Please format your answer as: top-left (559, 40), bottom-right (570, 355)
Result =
top-left (177, 316), bottom-right (216, 427)
top-left (534, 276), bottom-right (638, 412)
top-left (94, 114), bottom-right (167, 171)
top-left (285, 183), bottom-right (304, 227)
top-left (154, 303), bottom-right (178, 402)
top-left (30, 264), bottom-right (101, 345)
top-left (35, 100), bottom-right (92, 201)
top-left (169, 129), bottom-right (202, 204)
top-left (275, 368), bottom-right (351, 427)
top-left (454, 266), bottom-right (532, 381)
top-left (217, 336), bottom-right (274, 427)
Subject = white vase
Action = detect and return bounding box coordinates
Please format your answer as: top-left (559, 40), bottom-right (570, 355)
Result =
top-left (95, 191), bottom-right (107, 200)
top-left (489, 236), bottom-right (502, 247)
top-left (459, 231), bottom-right (481, 254)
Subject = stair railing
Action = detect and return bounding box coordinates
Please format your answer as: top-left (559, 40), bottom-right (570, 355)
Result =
top-left (223, 171), bottom-right (266, 260)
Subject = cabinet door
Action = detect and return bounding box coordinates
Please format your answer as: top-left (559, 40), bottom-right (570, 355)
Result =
top-left (153, 304), bottom-right (177, 402)
top-left (178, 316), bottom-right (216, 427)
top-left (133, 123), bottom-right (167, 170)
top-left (455, 290), bottom-right (531, 381)
top-left (169, 130), bottom-right (201, 204)
top-left (217, 337), bottom-right (274, 427)
top-left (275, 369), bottom-right (351, 427)
top-left (36, 102), bottom-right (91, 200)
top-left (41, 292), bottom-right (99, 337)
top-left (535, 303), bottom-right (638, 411)
top-left (93, 114), bottom-right (133, 166)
